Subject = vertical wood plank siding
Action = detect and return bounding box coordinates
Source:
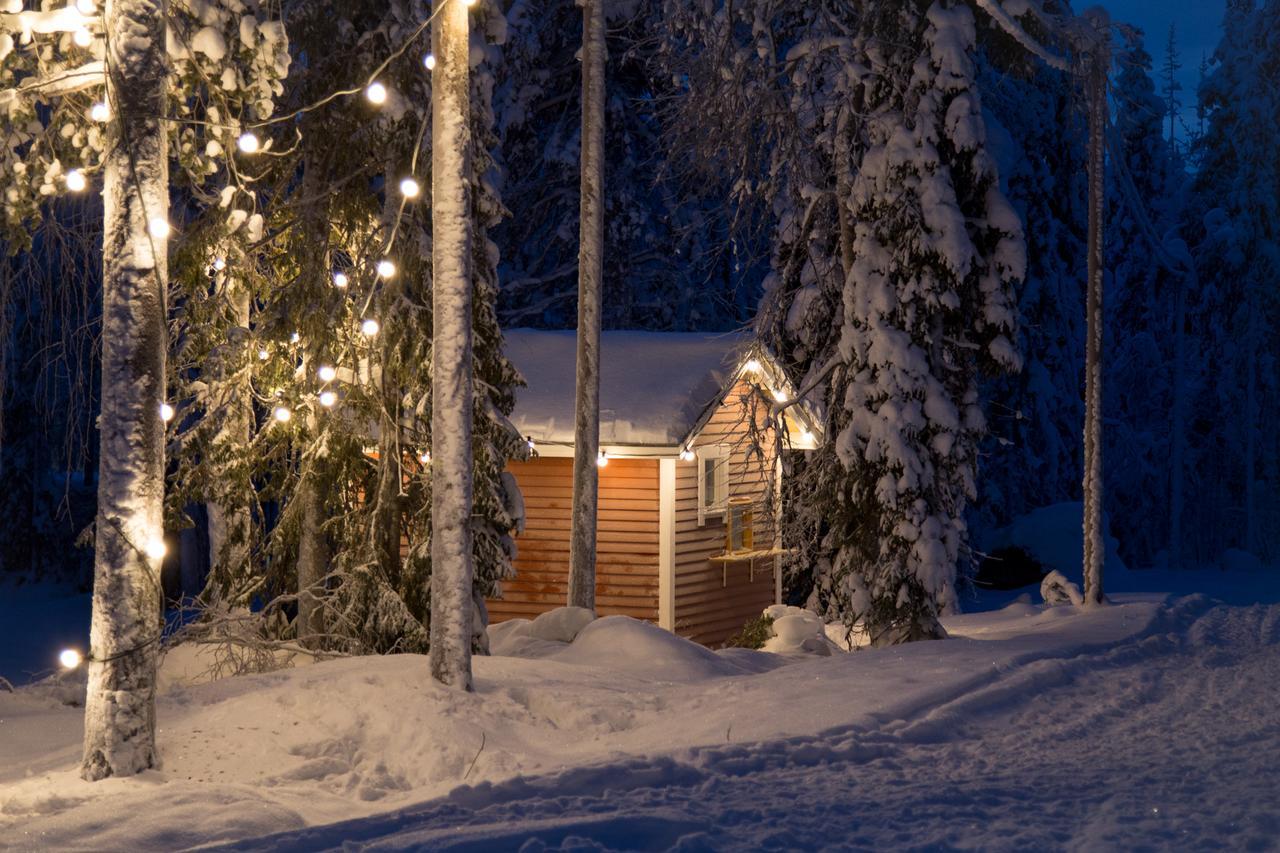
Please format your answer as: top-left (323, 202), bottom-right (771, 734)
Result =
top-left (488, 457), bottom-right (660, 622)
top-left (674, 380), bottom-right (779, 646)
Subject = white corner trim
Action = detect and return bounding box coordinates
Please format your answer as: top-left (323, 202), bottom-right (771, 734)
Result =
top-left (659, 457), bottom-right (676, 631)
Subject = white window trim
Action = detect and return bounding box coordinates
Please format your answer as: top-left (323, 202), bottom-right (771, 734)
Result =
top-left (696, 444), bottom-right (730, 526)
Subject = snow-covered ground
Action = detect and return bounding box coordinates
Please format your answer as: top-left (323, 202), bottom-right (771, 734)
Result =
top-left (4, 584), bottom-right (1279, 851)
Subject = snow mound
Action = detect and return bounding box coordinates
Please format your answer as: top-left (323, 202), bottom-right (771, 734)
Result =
top-left (551, 616), bottom-right (751, 681)
top-left (488, 607), bottom-right (597, 658)
top-left (760, 605), bottom-right (839, 655)
top-left (984, 502), bottom-right (1129, 584)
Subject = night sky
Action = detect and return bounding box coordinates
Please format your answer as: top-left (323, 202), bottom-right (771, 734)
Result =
top-left (1104, 0), bottom-right (1227, 139)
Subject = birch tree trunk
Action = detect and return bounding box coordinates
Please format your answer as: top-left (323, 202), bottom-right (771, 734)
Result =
top-left (82, 0), bottom-right (169, 781)
top-left (1081, 25), bottom-right (1108, 606)
top-left (567, 0), bottom-right (605, 612)
top-left (429, 0), bottom-right (475, 690)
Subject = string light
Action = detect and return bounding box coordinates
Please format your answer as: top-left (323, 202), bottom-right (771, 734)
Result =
top-left (290, 331), bottom-right (301, 343)
top-left (72, 27), bottom-right (92, 47)
top-left (399, 177), bottom-right (421, 199)
top-left (65, 170), bottom-right (86, 192)
top-left (257, 348), bottom-right (269, 360)
top-left (800, 429), bottom-right (816, 445)
top-left (742, 359), bottom-right (762, 375)
top-left (160, 403), bottom-right (174, 422)
top-left (75, 0), bottom-right (95, 12)
top-left (273, 406), bottom-right (292, 423)
top-left (366, 82), bottom-right (388, 105)
top-left (237, 132), bottom-right (260, 154)
top-left (212, 257), bottom-right (226, 271)
top-left (319, 390), bottom-right (337, 407)
top-left (418, 451), bottom-right (431, 465)
top-left (144, 538), bottom-right (167, 561)
top-left (463, 0), bottom-right (477, 6)
top-left (596, 450), bottom-right (609, 468)
top-left (361, 318), bottom-right (380, 337)
top-left (680, 447), bottom-right (695, 461)
top-left (423, 53), bottom-right (436, 71)
top-left (148, 217), bottom-right (171, 239)
top-left (317, 365), bottom-right (336, 382)
top-left (332, 271), bottom-right (349, 288)
top-left (376, 259), bottom-right (396, 279)
top-left (89, 102), bottom-right (110, 122)
top-left (772, 388), bottom-right (789, 403)
top-left (59, 649), bottom-right (83, 669)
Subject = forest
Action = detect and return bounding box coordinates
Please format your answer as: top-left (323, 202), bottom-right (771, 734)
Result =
top-left (1, 0), bottom-right (1277, 799)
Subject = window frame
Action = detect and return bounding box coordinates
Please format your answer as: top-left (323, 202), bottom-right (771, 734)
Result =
top-left (696, 444), bottom-right (730, 526)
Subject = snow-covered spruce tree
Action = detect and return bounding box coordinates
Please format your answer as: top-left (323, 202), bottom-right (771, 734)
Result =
top-left (974, 24), bottom-right (1088, 537)
top-left (661, 0), bottom-right (1021, 641)
top-left (817, 1), bottom-right (1021, 642)
top-left (168, 0), bottom-right (523, 657)
top-left (1188, 0), bottom-right (1280, 564)
top-left (1102, 28), bottom-right (1188, 568)
top-left (1, 0), bottom-right (287, 779)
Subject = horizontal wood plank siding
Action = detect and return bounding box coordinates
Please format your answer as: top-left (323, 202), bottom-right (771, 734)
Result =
top-left (488, 456), bottom-right (660, 623)
top-left (674, 379), bottom-right (779, 646)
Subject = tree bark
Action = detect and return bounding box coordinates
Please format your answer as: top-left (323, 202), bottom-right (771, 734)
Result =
top-left (429, 0), bottom-right (475, 690)
top-left (82, 0), bottom-right (169, 781)
top-left (1081, 23), bottom-right (1108, 606)
top-left (568, 0), bottom-right (605, 612)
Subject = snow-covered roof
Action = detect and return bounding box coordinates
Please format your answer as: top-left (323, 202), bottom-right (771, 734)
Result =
top-left (504, 329), bottom-right (753, 448)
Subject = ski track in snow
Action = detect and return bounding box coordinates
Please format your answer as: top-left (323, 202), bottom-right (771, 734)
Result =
top-left (219, 597), bottom-right (1280, 852)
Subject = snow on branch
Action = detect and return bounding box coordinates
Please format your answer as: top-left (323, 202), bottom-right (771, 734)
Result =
top-left (971, 0), bottom-right (1071, 72)
top-left (0, 60), bottom-right (103, 112)
top-left (0, 5), bottom-right (96, 36)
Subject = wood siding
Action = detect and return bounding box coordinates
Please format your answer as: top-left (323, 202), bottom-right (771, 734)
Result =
top-left (673, 380), bottom-right (779, 646)
top-left (489, 456), bottom-right (661, 623)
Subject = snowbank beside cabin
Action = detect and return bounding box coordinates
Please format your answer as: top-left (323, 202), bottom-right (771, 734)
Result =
top-left (1, 596), bottom-right (1184, 849)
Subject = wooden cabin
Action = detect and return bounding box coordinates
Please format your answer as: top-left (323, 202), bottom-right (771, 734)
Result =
top-left (490, 330), bottom-right (820, 647)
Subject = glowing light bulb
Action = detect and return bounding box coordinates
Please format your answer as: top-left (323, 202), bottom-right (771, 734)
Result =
top-left (273, 406), bottom-right (292, 423)
top-left (145, 538), bottom-right (167, 560)
top-left (418, 451), bottom-right (431, 465)
top-left (366, 82), bottom-right (387, 105)
top-left (772, 388), bottom-right (789, 403)
top-left (75, 0), bottom-right (95, 12)
top-left (742, 358), bottom-right (762, 375)
top-left (290, 331), bottom-right (301, 343)
top-left (65, 170), bottom-right (86, 192)
top-left (148, 217), bottom-right (171, 239)
top-left (399, 177), bottom-right (421, 199)
top-left (800, 429), bottom-right (816, 445)
top-left (361, 318), bottom-right (380, 337)
top-left (424, 53), bottom-right (436, 71)
top-left (160, 403), bottom-right (174, 422)
top-left (332, 271), bottom-right (349, 288)
top-left (257, 348), bottom-right (269, 360)
top-left (237, 132), bottom-right (260, 154)
top-left (596, 451), bottom-right (609, 468)
top-left (317, 365), bottom-right (336, 382)
top-left (376, 259), bottom-right (396, 279)
top-left (680, 448), bottom-right (695, 461)
top-left (89, 102), bottom-right (110, 122)
top-left (212, 256), bottom-right (226, 271)
top-left (72, 27), bottom-right (92, 47)
top-left (59, 649), bottom-right (83, 669)
top-left (463, 0), bottom-right (477, 7)
top-left (319, 390), bottom-right (337, 408)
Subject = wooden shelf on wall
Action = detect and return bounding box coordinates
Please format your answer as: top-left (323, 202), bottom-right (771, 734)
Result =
top-left (707, 548), bottom-right (791, 587)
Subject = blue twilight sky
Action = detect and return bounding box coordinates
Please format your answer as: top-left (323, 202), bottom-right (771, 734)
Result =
top-left (1101, 0), bottom-right (1227, 140)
